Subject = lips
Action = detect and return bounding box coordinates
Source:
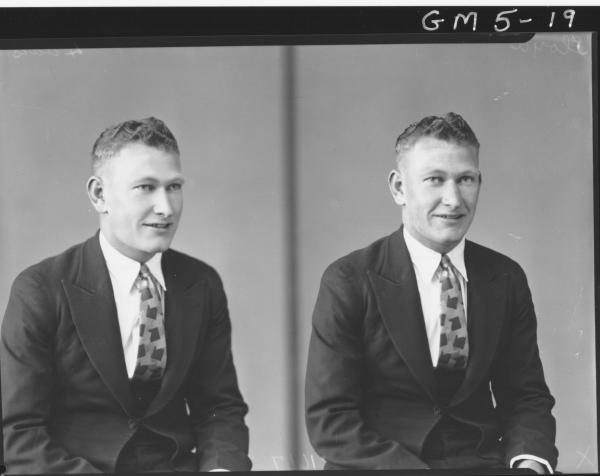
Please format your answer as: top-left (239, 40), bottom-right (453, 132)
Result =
top-left (144, 223), bottom-right (173, 229)
top-left (434, 214), bottom-right (465, 220)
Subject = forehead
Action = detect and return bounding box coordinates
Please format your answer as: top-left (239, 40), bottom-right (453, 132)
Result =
top-left (401, 137), bottom-right (479, 173)
top-left (102, 143), bottom-right (182, 181)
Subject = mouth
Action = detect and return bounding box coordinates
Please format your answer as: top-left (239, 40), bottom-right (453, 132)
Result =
top-left (434, 214), bottom-right (465, 220)
top-left (143, 223), bottom-right (174, 230)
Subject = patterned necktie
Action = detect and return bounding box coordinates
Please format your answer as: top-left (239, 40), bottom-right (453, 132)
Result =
top-left (133, 264), bottom-right (167, 381)
top-left (437, 254), bottom-right (469, 369)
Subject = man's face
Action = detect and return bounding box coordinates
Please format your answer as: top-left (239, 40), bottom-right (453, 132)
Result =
top-left (389, 137), bottom-right (481, 254)
top-left (94, 143), bottom-right (184, 263)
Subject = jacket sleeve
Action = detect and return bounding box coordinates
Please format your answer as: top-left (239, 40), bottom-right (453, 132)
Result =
top-left (1, 270), bottom-right (101, 474)
top-left (491, 264), bottom-right (558, 470)
top-left (184, 270), bottom-right (251, 472)
top-left (305, 261), bottom-right (429, 470)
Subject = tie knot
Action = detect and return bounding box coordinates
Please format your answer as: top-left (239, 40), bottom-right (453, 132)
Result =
top-left (139, 263), bottom-right (150, 277)
top-left (439, 255), bottom-right (458, 283)
top-left (440, 254), bottom-right (452, 270)
top-left (136, 264), bottom-right (154, 290)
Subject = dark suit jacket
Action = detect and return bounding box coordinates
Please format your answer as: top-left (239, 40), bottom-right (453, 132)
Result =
top-left (305, 228), bottom-right (557, 470)
top-left (1, 233), bottom-right (251, 473)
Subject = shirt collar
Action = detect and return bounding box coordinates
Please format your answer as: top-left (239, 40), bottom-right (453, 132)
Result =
top-left (99, 231), bottom-right (167, 291)
top-left (403, 227), bottom-right (468, 283)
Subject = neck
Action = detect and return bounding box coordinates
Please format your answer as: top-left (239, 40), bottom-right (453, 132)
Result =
top-left (99, 227), bottom-right (155, 264)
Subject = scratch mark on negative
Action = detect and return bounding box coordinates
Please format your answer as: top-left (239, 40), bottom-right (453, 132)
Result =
top-left (493, 91), bottom-right (510, 102)
top-left (576, 445), bottom-right (593, 468)
top-left (569, 285), bottom-right (584, 326)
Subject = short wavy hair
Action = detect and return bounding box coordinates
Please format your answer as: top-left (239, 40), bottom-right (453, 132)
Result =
top-left (91, 117), bottom-right (179, 173)
top-left (394, 112), bottom-right (479, 167)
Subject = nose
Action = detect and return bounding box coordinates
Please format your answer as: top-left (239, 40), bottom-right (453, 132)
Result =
top-left (153, 188), bottom-right (173, 217)
top-left (441, 180), bottom-right (462, 208)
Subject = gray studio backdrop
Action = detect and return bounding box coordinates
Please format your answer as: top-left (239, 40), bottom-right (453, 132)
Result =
top-left (0, 34), bottom-right (595, 472)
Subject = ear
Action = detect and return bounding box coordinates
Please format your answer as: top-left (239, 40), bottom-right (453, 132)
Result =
top-left (388, 169), bottom-right (406, 206)
top-left (87, 176), bottom-right (108, 213)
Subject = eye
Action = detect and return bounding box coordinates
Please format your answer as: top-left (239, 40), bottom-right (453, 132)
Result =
top-left (135, 184), bottom-right (155, 192)
top-left (459, 175), bottom-right (477, 184)
top-left (425, 176), bottom-right (443, 184)
top-left (168, 182), bottom-right (183, 192)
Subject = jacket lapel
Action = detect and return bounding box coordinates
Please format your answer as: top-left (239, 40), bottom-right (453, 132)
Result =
top-left (146, 251), bottom-right (206, 417)
top-left (450, 241), bottom-right (506, 406)
top-left (369, 228), bottom-right (435, 400)
top-left (62, 233), bottom-right (136, 415)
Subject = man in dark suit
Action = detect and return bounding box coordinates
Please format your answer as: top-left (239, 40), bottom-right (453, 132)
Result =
top-left (305, 113), bottom-right (557, 473)
top-left (1, 117), bottom-right (251, 473)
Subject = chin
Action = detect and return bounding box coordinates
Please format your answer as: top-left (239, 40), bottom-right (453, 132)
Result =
top-left (439, 234), bottom-right (465, 249)
top-left (143, 239), bottom-right (173, 255)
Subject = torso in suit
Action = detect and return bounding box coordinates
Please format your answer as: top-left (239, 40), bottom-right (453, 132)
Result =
top-left (305, 227), bottom-right (557, 470)
top-left (1, 233), bottom-right (251, 473)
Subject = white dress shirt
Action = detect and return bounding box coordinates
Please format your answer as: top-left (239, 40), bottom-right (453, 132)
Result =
top-left (403, 227), bottom-right (468, 367)
top-left (99, 232), bottom-right (166, 379)
top-left (402, 227), bottom-right (552, 474)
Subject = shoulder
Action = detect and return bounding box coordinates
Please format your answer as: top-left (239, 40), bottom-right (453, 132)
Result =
top-left (163, 249), bottom-right (231, 312)
top-left (465, 239), bottom-right (528, 279)
top-left (11, 239), bottom-right (89, 293)
top-left (163, 248), bottom-right (224, 287)
top-left (4, 239), bottom-right (90, 332)
top-left (321, 233), bottom-right (392, 284)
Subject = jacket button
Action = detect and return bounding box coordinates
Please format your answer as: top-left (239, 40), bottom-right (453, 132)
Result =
top-left (128, 418), bottom-right (139, 429)
top-left (433, 405), bottom-right (442, 416)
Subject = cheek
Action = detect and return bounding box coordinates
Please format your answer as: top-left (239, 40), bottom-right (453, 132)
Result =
top-left (408, 204), bottom-right (432, 228)
top-left (464, 189), bottom-right (480, 207)
top-left (413, 196), bottom-right (437, 216)
top-left (173, 196), bottom-right (184, 213)
top-left (111, 207), bottom-right (146, 233)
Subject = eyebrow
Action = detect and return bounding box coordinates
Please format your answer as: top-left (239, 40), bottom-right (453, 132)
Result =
top-left (420, 168), bottom-right (479, 176)
top-left (133, 176), bottom-right (186, 184)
